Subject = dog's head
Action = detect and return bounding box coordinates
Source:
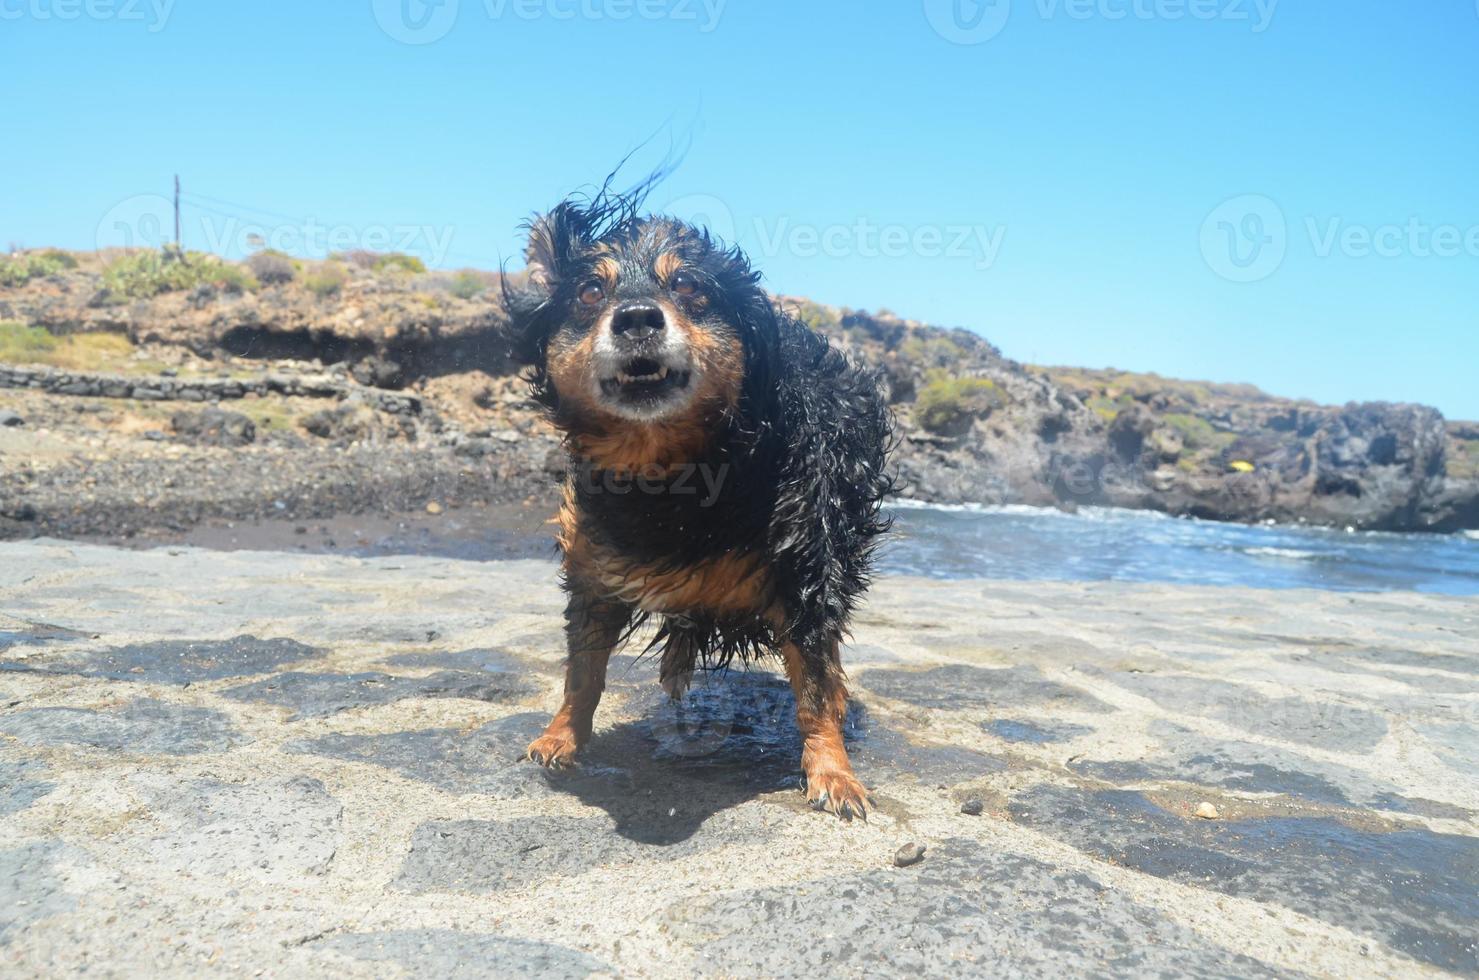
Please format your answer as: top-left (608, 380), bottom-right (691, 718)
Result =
top-left (506, 193), bottom-right (774, 446)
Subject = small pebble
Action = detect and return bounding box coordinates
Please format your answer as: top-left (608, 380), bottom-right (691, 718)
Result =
top-left (425, 501), bottom-right (444, 515)
top-left (960, 798), bottom-right (984, 816)
top-left (893, 842), bottom-right (926, 867)
top-left (1195, 802), bottom-right (1219, 820)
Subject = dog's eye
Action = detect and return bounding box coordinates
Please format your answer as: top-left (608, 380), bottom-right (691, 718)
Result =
top-left (670, 271), bottom-right (699, 297)
top-left (577, 282), bottom-right (605, 306)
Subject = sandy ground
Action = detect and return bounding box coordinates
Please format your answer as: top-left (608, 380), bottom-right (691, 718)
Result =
top-left (1, 540), bottom-right (1476, 977)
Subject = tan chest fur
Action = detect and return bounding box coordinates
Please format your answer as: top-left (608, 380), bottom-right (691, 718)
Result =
top-left (558, 491), bottom-right (773, 619)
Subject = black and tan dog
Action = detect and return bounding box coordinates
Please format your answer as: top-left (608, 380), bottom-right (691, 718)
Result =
top-left (504, 182), bottom-right (893, 819)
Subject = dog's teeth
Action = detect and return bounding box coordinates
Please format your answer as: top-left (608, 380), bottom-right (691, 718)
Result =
top-left (657, 365), bottom-right (669, 379)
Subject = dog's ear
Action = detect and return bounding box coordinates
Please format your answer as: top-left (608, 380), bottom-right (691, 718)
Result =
top-left (523, 204), bottom-right (579, 294)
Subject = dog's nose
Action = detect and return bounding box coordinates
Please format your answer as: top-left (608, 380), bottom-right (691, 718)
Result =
top-left (611, 302), bottom-right (665, 342)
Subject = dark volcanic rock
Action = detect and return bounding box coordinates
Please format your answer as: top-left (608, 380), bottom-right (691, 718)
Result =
top-left (0, 841), bottom-right (79, 942)
top-left (311, 930), bottom-right (609, 979)
top-left (222, 668), bottom-right (532, 719)
top-left (0, 757), bottom-right (54, 815)
top-left (286, 713), bottom-right (551, 798)
top-left (0, 699), bottom-right (246, 754)
top-left (0, 635), bottom-right (324, 683)
top-left (1010, 785), bottom-right (1479, 974)
top-left (126, 775), bottom-right (342, 881)
top-left (170, 407), bottom-right (255, 447)
top-left (660, 838), bottom-right (1288, 977)
top-left (862, 664), bottom-right (1113, 715)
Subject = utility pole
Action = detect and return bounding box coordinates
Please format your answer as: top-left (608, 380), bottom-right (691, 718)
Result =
top-left (173, 175), bottom-right (181, 248)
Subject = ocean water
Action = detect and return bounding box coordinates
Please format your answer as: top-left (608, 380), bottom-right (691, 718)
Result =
top-left (881, 501), bottom-right (1479, 596)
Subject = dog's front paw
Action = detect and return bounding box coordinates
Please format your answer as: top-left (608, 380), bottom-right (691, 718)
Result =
top-left (804, 767), bottom-right (872, 822)
top-left (525, 731), bottom-right (581, 769)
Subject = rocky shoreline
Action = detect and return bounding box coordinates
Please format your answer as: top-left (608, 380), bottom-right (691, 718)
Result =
top-left (2, 247), bottom-right (1476, 540)
top-left (2, 540), bottom-right (1475, 975)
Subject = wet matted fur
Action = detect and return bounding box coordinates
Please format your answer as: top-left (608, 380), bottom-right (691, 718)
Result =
top-left (504, 177), bottom-right (894, 819)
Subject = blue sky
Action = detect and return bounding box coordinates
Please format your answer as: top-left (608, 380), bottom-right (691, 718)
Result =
top-left (5, 1), bottom-right (1477, 418)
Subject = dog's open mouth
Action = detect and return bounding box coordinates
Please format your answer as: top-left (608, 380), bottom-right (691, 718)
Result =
top-left (599, 357), bottom-right (692, 401)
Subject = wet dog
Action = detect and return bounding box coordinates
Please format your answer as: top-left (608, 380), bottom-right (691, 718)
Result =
top-left (504, 181), bottom-right (893, 819)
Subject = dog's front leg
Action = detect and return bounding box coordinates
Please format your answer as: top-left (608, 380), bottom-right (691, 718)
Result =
top-left (782, 636), bottom-right (870, 820)
top-left (526, 588), bottom-right (630, 769)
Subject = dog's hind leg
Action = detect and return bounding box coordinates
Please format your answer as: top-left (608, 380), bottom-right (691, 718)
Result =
top-left (526, 589), bottom-right (630, 769)
top-left (782, 636), bottom-right (870, 821)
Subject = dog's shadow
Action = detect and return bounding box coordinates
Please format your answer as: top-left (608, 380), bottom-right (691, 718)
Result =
top-left (538, 671), bottom-right (864, 846)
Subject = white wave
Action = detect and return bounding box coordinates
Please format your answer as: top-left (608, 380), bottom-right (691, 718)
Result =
top-left (887, 498), bottom-right (1170, 523)
top-left (1463, 530), bottom-right (1479, 541)
top-left (1242, 546), bottom-right (1318, 560)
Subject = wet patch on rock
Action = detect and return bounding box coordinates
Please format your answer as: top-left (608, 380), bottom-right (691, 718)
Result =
top-left (1009, 785), bottom-right (1479, 974)
top-left (861, 664), bottom-right (1113, 714)
top-left (982, 718), bottom-right (1094, 744)
top-left (525, 674), bottom-right (1008, 845)
top-left (632, 673), bottom-right (1006, 790)
top-left (221, 669), bottom-right (532, 720)
top-left (1094, 671), bottom-right (1388, 752)
top-left (124, 774), bottom-right (341, 883)
top-left (286, 712), bottom-right (552, 798)
top-left (0, 699), bottom-right (245, 755)
top-left (312, 929), bottom-right (608, 979)
top-left (0, 757), bottom-right (54, 815)
top-left (0, 635), bottom-right (324, 684)
top-left (0, 840), bottom-right (79, 943)
top-left (660, 838), bottom-right (1288, 977)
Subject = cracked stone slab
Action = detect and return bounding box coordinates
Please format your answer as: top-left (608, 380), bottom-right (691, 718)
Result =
top-left (0, 698), bottom-right (245, 754)
top-left (1009, 785), bottom-right (1479, 974)
top-left (123, 775), bottom-right (342, 883)
top-left (861, 663), bottom-right (1114, 714)
top-left (659, 838), bottom-right (1290, 977)
top-left (0, 635), bottom-right (324, 684)
top-left (310, 929), bottom-right (609, 979)
top-left (221, 668), bottom-right (533, 719)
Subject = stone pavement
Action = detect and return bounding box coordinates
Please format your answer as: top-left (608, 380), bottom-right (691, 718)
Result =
top-left (1, 539), bottom-right (1476, 977)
